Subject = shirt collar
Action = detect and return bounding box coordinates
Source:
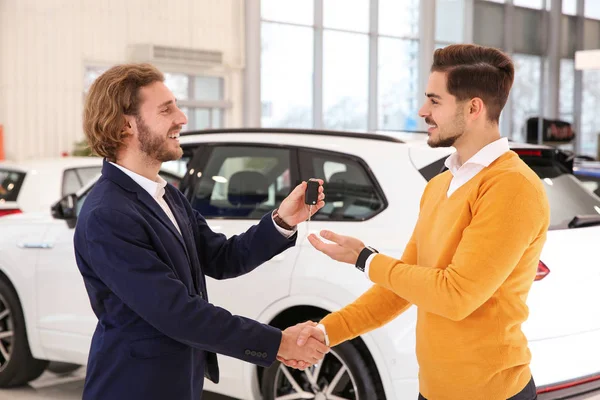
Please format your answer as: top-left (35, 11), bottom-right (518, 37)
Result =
top-left (109, 162), bottom-right (166, 199)
top-left (444, 137), bottom-right (509, 174)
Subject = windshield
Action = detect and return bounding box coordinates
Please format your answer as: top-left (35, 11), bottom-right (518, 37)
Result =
top-left (0, 169), bottom-right (26, 202)
top-left (519, 154), bottom-right (600, 230)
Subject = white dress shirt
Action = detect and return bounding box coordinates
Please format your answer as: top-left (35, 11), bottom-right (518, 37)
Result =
top-left (443, 137), bottom-right (510, 197)
top-left (110, 162), bottom-right (182, 235)
top-left (363, 137), bottom-right (510, 278)
top-left (108, 162), bottom-right (296, 238)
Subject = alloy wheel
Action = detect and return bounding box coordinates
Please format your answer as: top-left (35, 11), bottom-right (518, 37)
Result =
top-left (0, 292), bottom-right (14, 372)
top-left (271, 349), bottom-right (359, 400)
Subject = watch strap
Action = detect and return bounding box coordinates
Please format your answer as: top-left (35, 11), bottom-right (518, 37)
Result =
top-left (272, 208), bottom-right (295, 230)
top-left (356, 246), bottom-right (378, 272)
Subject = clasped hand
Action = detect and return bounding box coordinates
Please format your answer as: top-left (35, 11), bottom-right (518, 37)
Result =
top-left (277, 321), bottom-right (329, 370)
top-left (276, 321), bottom-right (330, 370)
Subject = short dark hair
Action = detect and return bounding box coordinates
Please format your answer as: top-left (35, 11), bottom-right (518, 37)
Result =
top-left (431, 44), bottom-right (514, 123)
top-left (83, 63), bottom-right (164, 162)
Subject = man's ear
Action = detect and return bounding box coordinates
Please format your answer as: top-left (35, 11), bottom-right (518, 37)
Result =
top-left (122, 116), bottom-right (134, 135)
top-left (468, 98), bottom-right (485, 120)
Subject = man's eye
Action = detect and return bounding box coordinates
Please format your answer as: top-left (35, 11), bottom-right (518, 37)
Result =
top-left (431, 99), bottom-right (438, 105)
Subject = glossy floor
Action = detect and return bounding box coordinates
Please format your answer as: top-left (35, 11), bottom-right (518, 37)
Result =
top-left (0, 368), bottom-right (236, 400)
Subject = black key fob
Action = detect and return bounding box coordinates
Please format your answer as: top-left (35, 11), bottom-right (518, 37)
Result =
top-left (305, 179), bottom-right (320, 205)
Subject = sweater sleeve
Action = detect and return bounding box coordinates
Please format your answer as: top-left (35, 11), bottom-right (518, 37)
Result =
top-left (320, 232), bottom-right (417, 346)
top-left (368, 173), bottom-right (548, 321)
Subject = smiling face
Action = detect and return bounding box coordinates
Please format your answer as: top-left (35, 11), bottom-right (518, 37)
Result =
top-left (418, 71), bottom-right (467, 148)
top-left (129, 81), bottom-right (188, 163)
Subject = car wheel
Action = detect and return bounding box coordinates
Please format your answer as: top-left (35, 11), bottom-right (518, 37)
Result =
top-left (261, 339), bottom-right (380, 400)
top-left (0, 279), bottom-right (48, 387)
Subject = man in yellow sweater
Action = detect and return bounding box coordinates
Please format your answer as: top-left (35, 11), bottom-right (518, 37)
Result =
top-left (287, 44), bottom-right (550, 399)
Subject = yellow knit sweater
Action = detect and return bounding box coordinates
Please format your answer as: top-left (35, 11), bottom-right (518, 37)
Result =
top-left (321, 151), bottom-right (550, 400)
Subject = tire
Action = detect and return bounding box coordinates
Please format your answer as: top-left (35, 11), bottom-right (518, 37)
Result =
top-left (262, 339), bottom-right (380, 400)
top-left (47, 362), bottom-right (81, 375)
top-left (0, 278), bottom-right (48, 387)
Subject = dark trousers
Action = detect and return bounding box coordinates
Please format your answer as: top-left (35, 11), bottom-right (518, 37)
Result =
top-left (418, 377), bottom-right (537, 400)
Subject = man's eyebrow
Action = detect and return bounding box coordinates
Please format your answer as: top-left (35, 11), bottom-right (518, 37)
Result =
top-left (158, 99), bottom-right (176, 108)
top-left (426, 93), bottom-right (442, 100)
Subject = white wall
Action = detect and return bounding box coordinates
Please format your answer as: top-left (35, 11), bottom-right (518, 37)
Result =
top-left (0, 0), bottom-right (245, 161)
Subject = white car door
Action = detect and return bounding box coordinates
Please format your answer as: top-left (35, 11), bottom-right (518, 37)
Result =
top-left (186, 144), bottom-right (302, 396)
top-left (35, 189), bottom-right (96, 364)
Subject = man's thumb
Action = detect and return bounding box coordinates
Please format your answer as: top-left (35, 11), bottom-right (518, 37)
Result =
top-left (297, 328), bottom-right (310, 346)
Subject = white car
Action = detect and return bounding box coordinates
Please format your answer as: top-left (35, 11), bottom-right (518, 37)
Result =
top-left (0, 128), bottom-right (599, 399)
top-left (0, 157), bottom-right (104, 217)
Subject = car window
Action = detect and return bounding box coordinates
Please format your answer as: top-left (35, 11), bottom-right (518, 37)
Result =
top-left (0, 169), bottom-right (26, 202)
top-left (62, 170), bottom-right (82, 196)
top-left (189, 146), bottom-right (292, 218)
top-left (299, 150), bottom-right (386, 221)
top-left (76, 167), bottom-right (101, 186)
top-left (63, 167), bottom-right (102, 196)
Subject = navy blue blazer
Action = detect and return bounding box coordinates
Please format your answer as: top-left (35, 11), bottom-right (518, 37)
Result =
top-left (74, 160), bottom-right (296, 400)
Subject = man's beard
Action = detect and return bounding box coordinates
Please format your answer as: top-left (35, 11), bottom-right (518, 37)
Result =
top-left (427, 111), bottom-right (466, 148)
top-left (136, 116), bottom-right (183, 162)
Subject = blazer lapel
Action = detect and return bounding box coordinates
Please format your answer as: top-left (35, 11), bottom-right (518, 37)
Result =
top-left (135, 190), bottom-right (188, 252)
top-left (163, 189), bottom-right (202, 294)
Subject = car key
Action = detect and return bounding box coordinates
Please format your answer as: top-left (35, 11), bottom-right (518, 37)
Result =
top-left (305, 179), bottom-right (320, 235)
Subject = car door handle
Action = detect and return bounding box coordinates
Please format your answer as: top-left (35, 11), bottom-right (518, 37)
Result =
top-left (18, 242), bottom-right (54, 249)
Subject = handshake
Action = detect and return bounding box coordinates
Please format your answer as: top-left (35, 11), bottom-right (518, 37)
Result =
top-left (276, 321), bottom-right (329, 370)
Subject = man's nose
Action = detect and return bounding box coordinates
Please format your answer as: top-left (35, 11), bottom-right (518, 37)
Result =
top-left (418, 103), bottom-right (429, 118)
top-left (176, 107), bottom-right (188, 125)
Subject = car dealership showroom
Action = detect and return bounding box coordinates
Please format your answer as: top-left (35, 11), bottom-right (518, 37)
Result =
top-left (2, 0), bottom-right (600, 399)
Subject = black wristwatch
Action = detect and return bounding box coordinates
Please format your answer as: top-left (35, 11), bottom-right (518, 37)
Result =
top-left (355, 246), bottom-right (379, 272)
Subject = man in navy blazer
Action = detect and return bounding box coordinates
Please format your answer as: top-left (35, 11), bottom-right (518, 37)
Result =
top-left (74, 63), bottom-right (328, 400)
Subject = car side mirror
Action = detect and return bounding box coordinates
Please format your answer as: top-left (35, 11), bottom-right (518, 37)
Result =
top-left (51, 193), bottom-right (78, 229)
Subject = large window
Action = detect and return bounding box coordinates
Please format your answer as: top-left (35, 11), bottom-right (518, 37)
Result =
top-left (511, 54), bottom-right (542, 143)
top-left (581, 70), bottom-right (600, 157)
top-left (585, 0), bottom-right (600, 19)
top-left (260, 0), bottom-right (419, 132)
top-left (513, 0), bottom-right (543, 9)
top-left (435, 0), bottom-right (466, 45)
top-left (378, 38), bottom-right (419, 131)
top-left (84, 67), bottom-right (228, 131)
top-left (563, 0), bottom-right (577, 15)
top-left (323, 31), bottom-right (369, 130)
top-left (261, 23), bottom-right (313, 128)
top-left (559, 59), bottom-right (575, 123)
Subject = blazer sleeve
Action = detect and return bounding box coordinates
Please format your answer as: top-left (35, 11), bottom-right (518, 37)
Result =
top-left (192, 209), bottom-right (297, 280)
top-left (82, 207), bottom-right (282, 367)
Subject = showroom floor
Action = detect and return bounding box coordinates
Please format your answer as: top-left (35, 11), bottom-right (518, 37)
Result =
top-left (0, 369), bottom-right (235, 400)
top-left (0, 369), bottom-right (598, 400)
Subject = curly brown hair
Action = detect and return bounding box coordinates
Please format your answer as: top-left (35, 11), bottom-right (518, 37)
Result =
top-left (431, 44), bottom-right (514, 123)
top-left (83, 63), bottom-right (164, 162)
